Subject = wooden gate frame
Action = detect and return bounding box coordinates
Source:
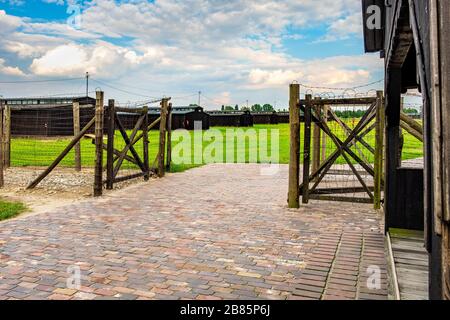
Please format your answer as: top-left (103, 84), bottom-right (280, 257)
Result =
top-left (288, 85), bottom-right (385, 208)
top-left (104, 98), bottom-right (172, 190)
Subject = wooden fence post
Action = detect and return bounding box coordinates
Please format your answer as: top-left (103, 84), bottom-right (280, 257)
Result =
top-left (143, 106), bottom-right (150, 181)
top-left (374, 91), bottom-right (385, 210)
top-left (106, 99), bottom-right (115, 190)
top-left (94, 91), bottom-right (104, 197)
top-left (302, 95), bottom-right (313, 204)
top-left (166, 103), bottom-right (173, 172)
top-left (158, 98), bottom-right (169, 178)
top-left (73, 102), bottom-right (81, 172)
top-left (399, 96), bottom-right (405, 162)
top-left (312, 100), bottom-right (321, 179)
top-left (0, 105), bottom-right (4, 188)
top-left (288, 84), bottom-right (300, 208)
top-left (3, 105), bottom-right (11, 168)
top-left (322, 105), bottom-right (329, 162)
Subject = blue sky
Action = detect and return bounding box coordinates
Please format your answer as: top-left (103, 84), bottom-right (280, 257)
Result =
top-left (0, 0), bottom-right (384, 109)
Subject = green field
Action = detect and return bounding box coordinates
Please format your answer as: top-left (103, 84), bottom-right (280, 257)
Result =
top-left (10, 123), bottom-right (424, 173)
top-left (0, 199), bottom-right (26, 221)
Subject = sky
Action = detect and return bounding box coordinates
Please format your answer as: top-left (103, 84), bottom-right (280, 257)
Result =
top-left (0, 0), bottom-right (385, 109)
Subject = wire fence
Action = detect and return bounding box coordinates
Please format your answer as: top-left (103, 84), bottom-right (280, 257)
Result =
top-left (10, 106), bottom-right (96, 168)
top-left (1, 98), bottom-right (168, 194)
top-left (298, 98), bottom-right (379, 204)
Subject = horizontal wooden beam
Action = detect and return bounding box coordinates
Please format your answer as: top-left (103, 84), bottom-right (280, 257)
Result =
top-left (106, 171), bottom-right (148, 184)
top-left (115, 107), bottom-right (148, 114)
top-left (299, 97), bottom-right (377, 106)
top-left (312, 186), bottom-right (375, 195)
top-left (308, 194), bottom-right (373, 204)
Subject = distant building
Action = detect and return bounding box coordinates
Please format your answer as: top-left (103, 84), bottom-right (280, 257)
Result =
top-left (0, 96), bottom-right (96, 137)
top-left (120, 105), bottom-right (210, 131)
top-left (208, 110), bottom-right (254, 127)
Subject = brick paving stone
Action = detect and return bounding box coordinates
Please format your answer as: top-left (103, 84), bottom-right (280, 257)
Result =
top-left (0, 164), bottom-right (387, 300)
top-left (48, 293), bottom-right (71, 300)
top-left (53, 288), bottom-right (77, 296)
top-left (323, 294), bottom-right (352, 300)
top-left (73, 292), bottom-right (97, 300)
top-left (292, 290), bottom-right (322, 299)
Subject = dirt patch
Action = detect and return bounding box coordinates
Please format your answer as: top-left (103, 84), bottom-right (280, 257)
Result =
top-left (0, 167), bottom-right (154, 219)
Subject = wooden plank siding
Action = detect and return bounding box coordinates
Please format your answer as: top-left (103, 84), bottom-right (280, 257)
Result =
top-left (389, 230), bottom-right (429, 300)
top-left (362, 0), bottom-right (448, 299)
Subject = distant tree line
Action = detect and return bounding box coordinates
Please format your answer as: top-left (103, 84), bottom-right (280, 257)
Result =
top-left (221, 105), bottom-right (240, 111)
top-left (250, 104), bottom-right (275, 112)
top-left (403, 108), bottom-right (419, 115)
top-left (220, 104), bottom-right (276, 112)
top-left (333, 107), bottom-right (419, 119)
top-left (334, 109), bottom-right (367, 119)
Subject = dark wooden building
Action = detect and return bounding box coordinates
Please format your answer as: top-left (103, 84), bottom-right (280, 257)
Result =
top-left (252, 112), bottom-right (279, 125)
top-left (0, 97), bottom-right (96, 137)
top-left (277, 112), bottom-right (290, 124)
top-left (362, 0), bottom-right (450, 299)
top-left (170, 106), bottom-right (210, 130)
top-left (120, 105), bottom-right (210, 131)
top-left (208, 110), bottom-right (254, 127)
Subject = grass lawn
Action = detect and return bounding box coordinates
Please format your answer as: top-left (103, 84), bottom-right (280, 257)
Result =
top-left (10, 123), bottom-right (424, 173)
top-left (0, 199), bottom-right (27, 221)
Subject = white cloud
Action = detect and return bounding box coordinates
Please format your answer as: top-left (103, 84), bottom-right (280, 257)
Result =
top-left (246, 54), bottom-right (380, 90)
top-left (0, 58), bottom-right (25, 76)
top-left (29, 42), bottom-right (152, 77)
top-left (0, 9), bottom-right (22, 31)
top-left (0, 1), bottom-right (382, 106)
top-left (319, 12), bottom-right (363, 42)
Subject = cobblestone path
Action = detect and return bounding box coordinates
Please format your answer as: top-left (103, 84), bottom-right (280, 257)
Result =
top-left (0, 164), bottom-right (387, 300)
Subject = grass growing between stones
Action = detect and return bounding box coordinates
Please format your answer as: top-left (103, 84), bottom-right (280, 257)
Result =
top-left (0, 199), bottom-right (27, 221)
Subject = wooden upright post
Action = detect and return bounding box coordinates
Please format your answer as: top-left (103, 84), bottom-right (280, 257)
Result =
top-left (302, 94), bottom-right (313, 204)
top-left (142, 106), bottom-right (150, 181)
top-left (430, 0), bottom-right (450, 300)
top-left (3, 105), bottom-right (11, 168)
top-left (440, 0), bottom-right (450, 300)
top-left (374, 91), bottom-right (385, 210)
top-left (106, 99), bottom-right (115, 190)
top-left (384, 68), bottom-right (402, 233)
top-left (166, 103), bottom-right (173, 172)
top-left (312, 101), bottom-right (321, 177)
top-left (399, 97), bottom-right (405, 163)
top-left (0, 105), bottom-right (4, 188)
top-left (288, 84), bottom-right (300, 209)
top-left (73, 102), bottom-right (81, 172)
top-left (94, 91), bottom-right (104, 197)
top-left (322, 105), bottom-right (329, 162)
top-left (158, 98), bottom-right (169, 178)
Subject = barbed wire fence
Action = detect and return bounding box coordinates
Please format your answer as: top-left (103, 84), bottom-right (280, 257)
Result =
top-left (0, 78), bottom-right (172, 195)
top-left (289, 80), bottom-right (425, 208)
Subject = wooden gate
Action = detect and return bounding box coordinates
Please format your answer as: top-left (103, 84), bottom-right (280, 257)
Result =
top-left (288, 85), bottom-right (385, 208)
top-left (104, 98), bottom-right (172, 190)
